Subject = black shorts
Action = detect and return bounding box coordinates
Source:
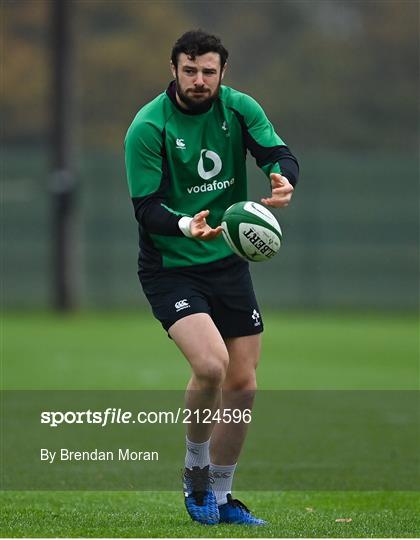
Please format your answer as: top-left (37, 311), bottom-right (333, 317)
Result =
top-left (139, 255), bottom-right (263, 338)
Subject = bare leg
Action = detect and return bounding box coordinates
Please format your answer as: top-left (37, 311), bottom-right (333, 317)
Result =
top-left (210, 334), bottom-right (261, 464)
top-left (169, 313), bottom-right (229, 443)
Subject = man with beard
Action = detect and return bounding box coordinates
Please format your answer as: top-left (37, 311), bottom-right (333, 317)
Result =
top-left (124, 30), bottom-right (299, 525)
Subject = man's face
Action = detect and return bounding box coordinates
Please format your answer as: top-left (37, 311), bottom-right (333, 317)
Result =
top-left (171, 52), bottom-right (226, 112)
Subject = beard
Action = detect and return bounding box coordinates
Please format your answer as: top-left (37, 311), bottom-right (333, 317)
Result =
top-left (175, 76), bottom-right (221, 113)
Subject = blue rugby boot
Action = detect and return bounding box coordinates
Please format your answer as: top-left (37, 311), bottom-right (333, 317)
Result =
top-left (218, 494), bottom-right (267, 525)
top-left (183, 465), bottom-right (219, 525)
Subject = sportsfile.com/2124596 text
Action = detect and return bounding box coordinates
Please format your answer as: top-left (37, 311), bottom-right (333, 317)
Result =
top-left (40, 408), bottom-right (252, 427)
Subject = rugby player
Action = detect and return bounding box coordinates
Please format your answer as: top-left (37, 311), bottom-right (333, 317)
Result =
top-left (125, 29), bottom-right (299, 525)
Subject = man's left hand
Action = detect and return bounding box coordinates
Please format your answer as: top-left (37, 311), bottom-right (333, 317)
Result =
top-left (261, 173), bottom-right (294, 208)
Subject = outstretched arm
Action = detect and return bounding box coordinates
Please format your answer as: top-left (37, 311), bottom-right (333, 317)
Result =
top-left (230, 93), bottom-right (299, 203)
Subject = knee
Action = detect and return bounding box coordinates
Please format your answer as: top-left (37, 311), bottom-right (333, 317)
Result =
top-left (194, 353), bottom-right (229, 388)
top-left (224, 371), bottom-right (257, 392)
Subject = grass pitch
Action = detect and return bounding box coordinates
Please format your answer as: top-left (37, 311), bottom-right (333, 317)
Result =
top-left (1, 311), bottom-right (419, 537)
top-left (1, 491), bottom-right (419, 538)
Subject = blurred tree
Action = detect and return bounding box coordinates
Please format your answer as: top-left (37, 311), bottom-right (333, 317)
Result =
top-left (215, 0), bottom-right (418, 151)
top-left (76, 1), bottom-right (195, 148)
top-left (2, 0), bottom-right (49, 144)
top-left (2, 0), bottom-right (418, 151)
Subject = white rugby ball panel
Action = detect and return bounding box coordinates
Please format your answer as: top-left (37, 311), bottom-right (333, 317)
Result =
top-left (238, 222), bottom-right (281, 261)
top-left (243, 202), bottom-right (282, 235)
top-left (221, 221), bottom-right (246, 258)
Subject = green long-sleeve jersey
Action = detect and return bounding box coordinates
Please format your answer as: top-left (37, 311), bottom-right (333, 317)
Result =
top-left (125, 81), bottom-right (298, 273)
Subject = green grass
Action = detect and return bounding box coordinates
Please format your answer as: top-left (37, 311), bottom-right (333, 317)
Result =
top-left (2, 311), bottom-right (418, 390)
top-left (1, 491), bottom-right (419, 537)
top-left (1, 311), bottom-right (419, 537)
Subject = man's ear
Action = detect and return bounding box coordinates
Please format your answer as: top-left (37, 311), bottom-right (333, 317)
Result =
top-left (221, 63), bottom-right (228, 81)
top-left (170, 61), bottom-right (176, 79)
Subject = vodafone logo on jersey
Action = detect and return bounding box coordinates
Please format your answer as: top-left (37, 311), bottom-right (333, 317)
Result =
top-left (187, 148), bottom-right (234, 194)
top-left (197, 149), bottom-right (222, 180)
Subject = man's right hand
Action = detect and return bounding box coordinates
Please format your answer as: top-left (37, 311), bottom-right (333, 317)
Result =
top-left (190, 210), bottom-right (223, 240)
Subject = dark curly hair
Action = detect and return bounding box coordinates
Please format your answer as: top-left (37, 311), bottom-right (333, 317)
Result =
top-left (171, 30), bottom-right (229, 70)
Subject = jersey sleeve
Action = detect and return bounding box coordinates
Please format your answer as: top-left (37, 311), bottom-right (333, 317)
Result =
top-left (233, 94), bottom-right (299, 186)
top-left (125, 119), bottom-right (166, 198)
top-left (124, 120), bottom-right (186, 236)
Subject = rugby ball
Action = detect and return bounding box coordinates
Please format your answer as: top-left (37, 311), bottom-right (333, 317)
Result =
top-left (221, 201), bottom-right (282, 262)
